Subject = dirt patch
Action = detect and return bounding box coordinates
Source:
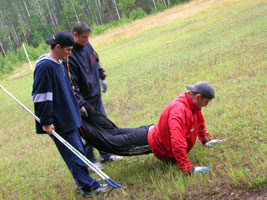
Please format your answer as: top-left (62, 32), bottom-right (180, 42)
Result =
top-left (184, 187), bottom-right (267, 200)
top-left (209, 190), bottom-right (267, 200)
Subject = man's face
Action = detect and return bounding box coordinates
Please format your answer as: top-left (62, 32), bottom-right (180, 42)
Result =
top-left (73, 32), bottom-right (90, 46)
top-left (58, 45), bottom-right (73, 60)
top-left (192, 94), bottom-right (211, 109)
top-left (198, 96), bottom-right (211, 108)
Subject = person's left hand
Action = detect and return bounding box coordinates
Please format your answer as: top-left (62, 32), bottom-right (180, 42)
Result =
top-left (192, 166), bottom-right (211, 173)
top-left (205, 139), bottom-right (223, 147)
top-left (101, 80), bottom-right (107, 93)
top-left (42, 124), bottom-right (55, 135)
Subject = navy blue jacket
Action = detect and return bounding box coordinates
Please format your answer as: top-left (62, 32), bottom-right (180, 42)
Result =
top-left (63, 42), bottom-right (106, 107)
top-left (32, 55), bottom-right (81, 134)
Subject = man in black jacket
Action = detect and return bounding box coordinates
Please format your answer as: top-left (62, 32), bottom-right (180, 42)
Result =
top-left (63, 22), bottom-right (122, 167)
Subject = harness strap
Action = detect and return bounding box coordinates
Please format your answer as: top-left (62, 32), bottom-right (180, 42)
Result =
top-left (66, 55), bottom-right (76, 94)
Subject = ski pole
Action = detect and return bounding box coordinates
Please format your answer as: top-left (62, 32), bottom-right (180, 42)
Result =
top-left (0, 85), bottom-right (121, 188)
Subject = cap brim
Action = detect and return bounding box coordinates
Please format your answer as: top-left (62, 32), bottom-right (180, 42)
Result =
top-left (186, 85), bottom-right (196, 92)
top-left (45, 38), bottom-right (57, 45)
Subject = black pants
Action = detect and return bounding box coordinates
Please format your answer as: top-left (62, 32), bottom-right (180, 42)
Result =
top-left (84, 98), bottom-right (112, 162)
top-left (80, 101), bottom-right (152, 156)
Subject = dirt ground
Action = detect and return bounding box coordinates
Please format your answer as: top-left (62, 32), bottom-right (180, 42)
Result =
top-left (185, 189), bottom-right (267, 200)
top-left (209, 191), bottom-right (267, 200)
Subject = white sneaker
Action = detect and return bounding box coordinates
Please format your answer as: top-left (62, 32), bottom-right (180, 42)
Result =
top-left (88, 162), bottom-right (105, 172)
top-left (81, 184), bottom-right (110, 197)
top-left (100, 155), bottom-right (123, 163)
top-left (109, 155), bottom-right (123, 162)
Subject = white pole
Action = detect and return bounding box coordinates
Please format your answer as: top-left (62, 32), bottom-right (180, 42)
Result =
top-left (0, 84), bottom-right (121, 188)
top-left (22, 43), bottom-right (33, 70)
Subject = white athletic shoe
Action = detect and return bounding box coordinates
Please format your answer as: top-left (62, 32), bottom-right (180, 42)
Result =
top-left (88, 161), bottom-right (105, 172)
top-left (81, 184), bottom-right (110, 197)
top-left (101, 155), bottom-right (123, 163)
top-left (109, 155), bottom-right (123, 161)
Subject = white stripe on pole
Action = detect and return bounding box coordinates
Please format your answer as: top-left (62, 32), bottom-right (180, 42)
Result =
top-left (22, 43), bottom-right (33, 70)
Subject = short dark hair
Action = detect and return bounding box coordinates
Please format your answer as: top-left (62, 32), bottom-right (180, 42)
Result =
top-left (72, 21), bottom-right (91, 35)
top-left (50, 44), bottom-right (68, 50)
top-left (189, 91), bottom-right (206, 99)
top-left (189, 91), bottom-right (198, 96)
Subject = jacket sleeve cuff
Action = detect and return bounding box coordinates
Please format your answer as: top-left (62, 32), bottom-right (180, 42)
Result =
top-left (40, 119), bottom-right (53, 126)
top-left (188, 167), bottom-right (195, 175)
top-left (202, 140), bottom-right (208, 145)
top-left (180, 164), bottom-right (194, 173)
top-left (100, 72), bottom-right (106, 80)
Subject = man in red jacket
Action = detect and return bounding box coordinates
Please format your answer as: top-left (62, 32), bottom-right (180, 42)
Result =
top-left (148, 81), bottom-right (222, 174)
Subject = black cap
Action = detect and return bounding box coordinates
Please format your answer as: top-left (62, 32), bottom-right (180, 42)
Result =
top-left (45, 31), bottom-right (74, 46)
top-left (186, 81), bottom-right (215, 99)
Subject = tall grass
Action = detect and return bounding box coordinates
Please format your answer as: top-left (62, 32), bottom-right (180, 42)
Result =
top-left (0, 0), bottom-right (266, 199)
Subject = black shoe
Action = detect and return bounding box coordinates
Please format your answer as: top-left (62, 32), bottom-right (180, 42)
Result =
top-left (88, 162), bottom-right (105, 173)
top-left (81, 190), bottom-right (92, 198)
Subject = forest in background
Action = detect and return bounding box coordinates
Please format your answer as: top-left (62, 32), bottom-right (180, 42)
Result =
top-left (0, 0), bottom-right (191, 75)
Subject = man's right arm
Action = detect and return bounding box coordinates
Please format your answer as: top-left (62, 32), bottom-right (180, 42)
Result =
top-left (168, 109), bottom-right (211, 174)
top-left (32, 64), bottom-right (54, 132)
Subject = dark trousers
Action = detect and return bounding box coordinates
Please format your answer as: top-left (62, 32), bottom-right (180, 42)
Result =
top-left (50, 128), bottom-right (100, 191)
top-left (85, 98), bottom-right (112, 162)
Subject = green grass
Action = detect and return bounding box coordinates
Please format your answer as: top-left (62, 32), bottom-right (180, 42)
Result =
top-left (0, 0), bottom-right (266, 199)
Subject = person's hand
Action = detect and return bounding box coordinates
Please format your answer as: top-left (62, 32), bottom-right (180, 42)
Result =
top-left (101, 80), bottom-right (107, 93)
top-left (42, 124), bottom-right (55, 135)
top-left (205, 139), bottom-right (223, 147)
top-left (80, 106), bottom-right (88, 117)
top-left (192, 166), bottom-right (211, 173)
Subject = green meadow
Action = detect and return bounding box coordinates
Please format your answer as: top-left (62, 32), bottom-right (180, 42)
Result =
top-left (0, 0), bottom-right (266, 199)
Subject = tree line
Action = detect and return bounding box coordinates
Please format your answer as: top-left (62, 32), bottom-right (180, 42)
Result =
top-left (0, 0), bottom-right (190, 75)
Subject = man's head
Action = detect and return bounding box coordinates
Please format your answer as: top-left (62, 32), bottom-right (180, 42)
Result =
top-left (72, 21), bottom-right (91, 46)
top-left (45, 31), bottom-right (74, 60)
top-left (186, 81), bottom-right (215, 109)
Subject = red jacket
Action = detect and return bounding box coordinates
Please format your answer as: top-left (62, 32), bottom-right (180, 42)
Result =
top-left (147, 92), bottom-right (209, 172)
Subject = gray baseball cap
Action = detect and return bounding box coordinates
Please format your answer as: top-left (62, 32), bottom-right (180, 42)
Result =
top-left (186, 81), bottom-right (215, 99)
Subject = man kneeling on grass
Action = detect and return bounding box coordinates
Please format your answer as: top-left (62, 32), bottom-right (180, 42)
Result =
top-left (148, 81), bottom-right (222, 174)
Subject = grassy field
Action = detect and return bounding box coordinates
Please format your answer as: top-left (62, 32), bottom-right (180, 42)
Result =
top-left (0, 0), bottom-right (266, 199)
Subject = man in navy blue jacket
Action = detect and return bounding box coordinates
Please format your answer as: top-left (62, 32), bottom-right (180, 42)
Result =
top-left (63, 22), bottom-right (122, 165)
top-left (32, 31), bottom-right (109, 197)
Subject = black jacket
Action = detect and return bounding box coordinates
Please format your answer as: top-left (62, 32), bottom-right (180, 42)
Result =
top-left (63, 42), bottom-right (106, 106)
